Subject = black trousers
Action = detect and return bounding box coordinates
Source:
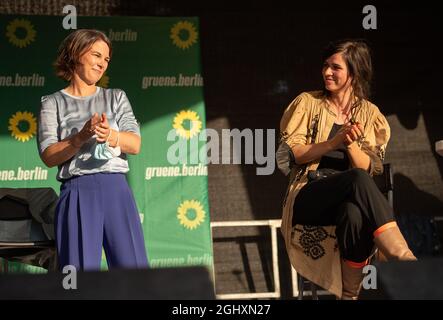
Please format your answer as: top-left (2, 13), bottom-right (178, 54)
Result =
top-left (293, 168), bottom-right (394, 262)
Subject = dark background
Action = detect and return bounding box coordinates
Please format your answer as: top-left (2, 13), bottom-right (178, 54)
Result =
top-left (2, 0), bottom-right (442, 298)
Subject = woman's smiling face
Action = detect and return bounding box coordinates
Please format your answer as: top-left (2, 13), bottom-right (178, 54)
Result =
top-left (322, 52), bottom-right (353, 95)
top-left (74, 40), bottom-right (110, 85)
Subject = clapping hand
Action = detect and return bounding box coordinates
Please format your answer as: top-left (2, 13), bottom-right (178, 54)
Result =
top-left (331, 122), bottom-right (364, 149)
top-left (342, 122), bottom-right (364, 146)
top-left (79, 112), bottom-right (101, 140)
top-left (94, 113), bottom-right (112, 144)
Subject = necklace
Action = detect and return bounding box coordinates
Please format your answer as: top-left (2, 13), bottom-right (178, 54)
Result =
top-left (327, 98), bottom-right (351, 123)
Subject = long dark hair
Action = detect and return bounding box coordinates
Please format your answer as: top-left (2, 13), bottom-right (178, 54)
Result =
top-left (322, 39), bottom-right (373, 100)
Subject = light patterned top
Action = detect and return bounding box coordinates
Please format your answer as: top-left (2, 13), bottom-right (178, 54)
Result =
top-left (37, 87), bottom-right (140, 181)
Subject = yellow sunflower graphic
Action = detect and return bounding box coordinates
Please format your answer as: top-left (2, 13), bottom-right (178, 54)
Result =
top-left (6, 18), bottom-right (37, 48)
top-left (8, 111), bottom-right (37, 142)
top-left (177, 200), bottom-right (206, 230)
top-left (173, 110), bottom-right (202, 139)
top-left (97, 74), bottom-right (109, 88)
top-left (170, 21), bottom-right (198, 50)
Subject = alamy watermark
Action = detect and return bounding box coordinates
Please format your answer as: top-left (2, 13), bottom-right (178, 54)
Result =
top-left (362, 264), bottom-right (377, 290)
top-left (167, 128), bottom-right (276, 175)
top-left (62, 265), bottom-right (77, 290)
top-left (62, 5), bottom-right (77, 30)
top-left (362, 5), bottom-right (377, 30)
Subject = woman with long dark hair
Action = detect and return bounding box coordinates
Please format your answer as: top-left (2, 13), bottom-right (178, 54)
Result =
top-left (278, 39), bottom-right (416, 299)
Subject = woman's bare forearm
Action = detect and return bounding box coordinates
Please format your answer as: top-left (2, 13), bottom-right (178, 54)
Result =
top-left (346, 143), bottom-right (371, 171)
top-left (41, 130), bottom-right (141, 168)
top-left (291, 140), bottom-right (335, 165)
top-left (40, 134), bottom-right (86, 168)
top-left (107, 130), bottom-right (141, 155)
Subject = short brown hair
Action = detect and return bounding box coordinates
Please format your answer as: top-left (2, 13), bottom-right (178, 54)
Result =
top-left (54, 29), bottom-right (112, 81)
top-left (322, 39), bottom-right (373, 100)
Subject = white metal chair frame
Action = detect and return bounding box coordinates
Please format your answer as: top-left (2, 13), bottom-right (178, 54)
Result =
top-left (210, 165), bottom-right (396, 299)
top-left (210, 219), bottom-right (284, 299)
top-left (210, 219), bottom-right (331, 299)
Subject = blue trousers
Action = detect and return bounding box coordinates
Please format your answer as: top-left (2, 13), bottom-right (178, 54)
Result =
top-left (55, 173), bottom-right (148, 271)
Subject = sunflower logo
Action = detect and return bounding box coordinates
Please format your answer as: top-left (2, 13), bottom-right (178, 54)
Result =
top-left (170, 21), bottom-right (198, 50)
top-left (97, 74), bottom-right (109, 88)
top-left (177, 200), bottom-right (206, 230)
top-left (6, 18), bottom-right (37, 48)
top-left (173, 110), bottom-right (202, 139)
top-left (8, 111), bottom-right (37, 142)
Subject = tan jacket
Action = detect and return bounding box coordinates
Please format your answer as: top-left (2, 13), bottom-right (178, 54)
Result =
top-left (279, 91), bottom-right (390, 297)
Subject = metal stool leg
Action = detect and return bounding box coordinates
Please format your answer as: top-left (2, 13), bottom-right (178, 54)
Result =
top-left (297, 273), bottom-right (319, 300)
top-left (297, 274), bottom-right (304, 300)
top-left (310, 282), bottom-right (318, 300)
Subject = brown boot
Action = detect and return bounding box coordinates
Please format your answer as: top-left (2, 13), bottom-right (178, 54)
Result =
top-left (373, 222), bottom-right (417, 261)
top-left (341, 259), bottom-right (365, 300)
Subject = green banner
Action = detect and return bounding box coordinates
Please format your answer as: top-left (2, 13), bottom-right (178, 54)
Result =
top-left (0, 15), bottom-right (213, 274)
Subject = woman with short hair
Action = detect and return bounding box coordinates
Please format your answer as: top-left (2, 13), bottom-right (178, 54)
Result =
top-left (37, 29), bottom-right (148, 271)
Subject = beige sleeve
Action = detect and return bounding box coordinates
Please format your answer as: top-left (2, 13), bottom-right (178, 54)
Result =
top-left (279, 93), bottom-right (310, 148)
top-left (361, 109), bottom-right (391, 176)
